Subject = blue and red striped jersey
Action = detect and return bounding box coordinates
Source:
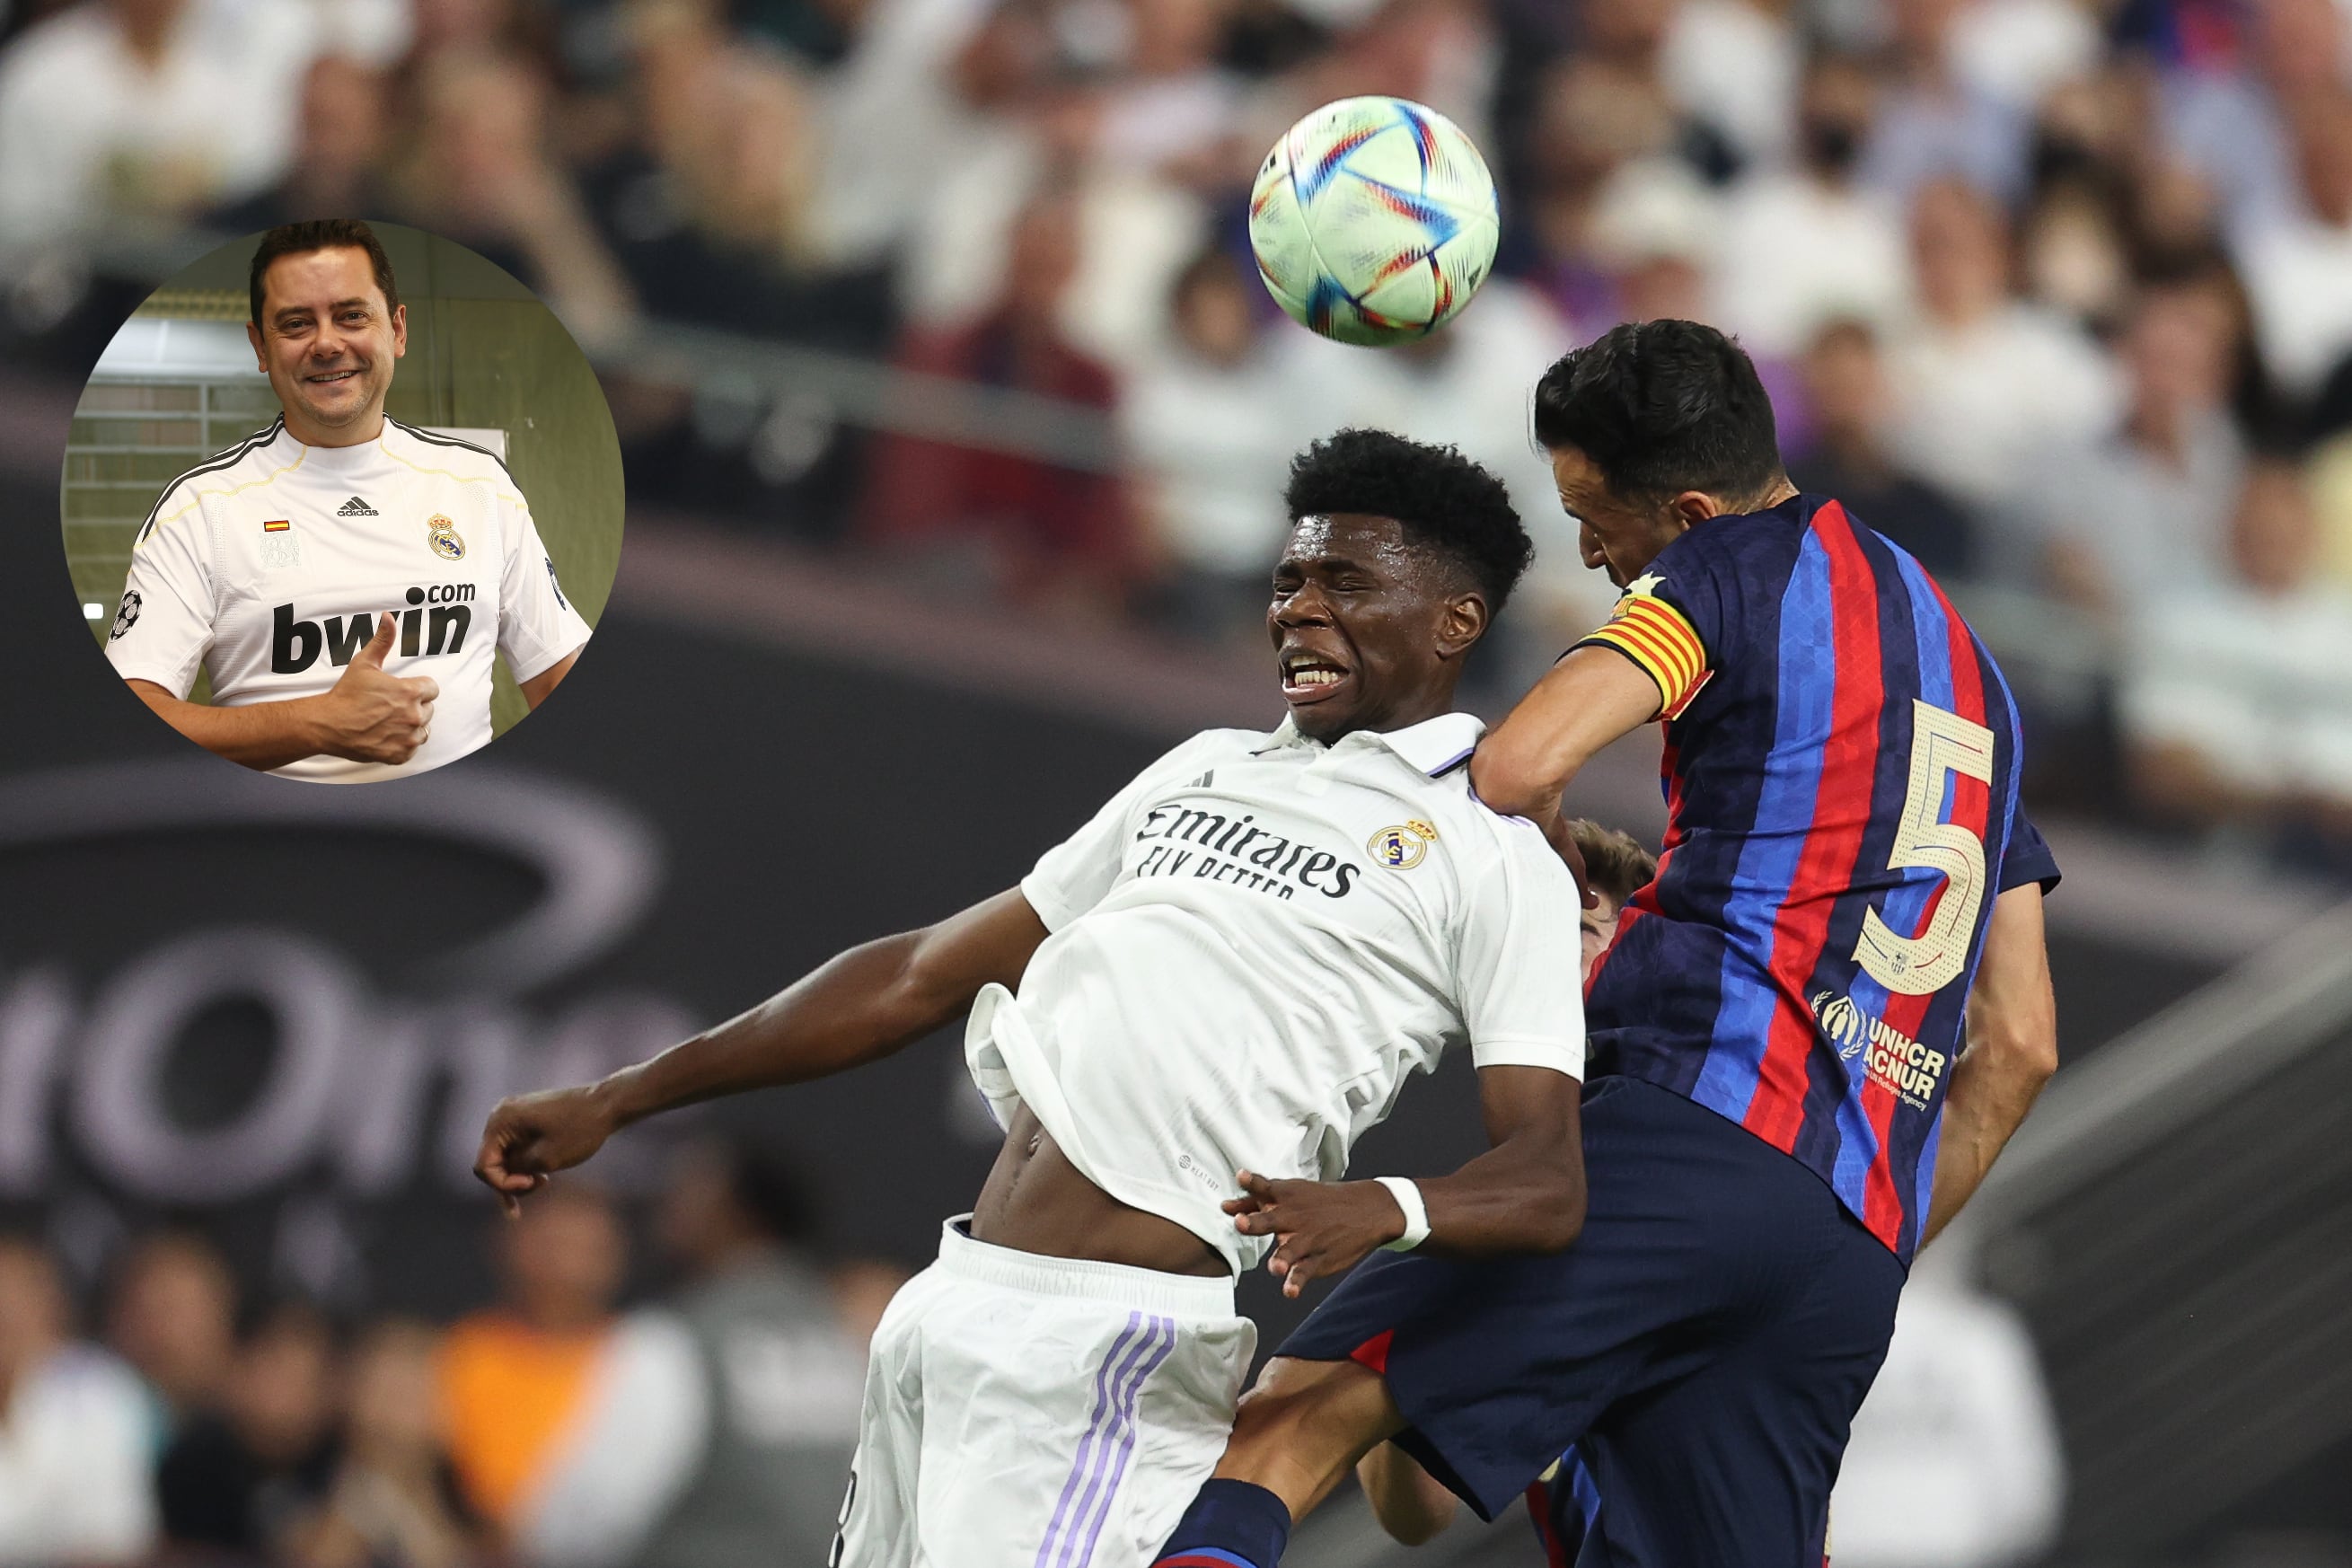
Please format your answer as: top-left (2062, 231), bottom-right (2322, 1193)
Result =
top-left (1576, 494), bottom-right (2058, 1261)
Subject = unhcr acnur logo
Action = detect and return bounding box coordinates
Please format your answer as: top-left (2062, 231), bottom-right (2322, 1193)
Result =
top-left (1811, 990), bottom-right (1871, 1059)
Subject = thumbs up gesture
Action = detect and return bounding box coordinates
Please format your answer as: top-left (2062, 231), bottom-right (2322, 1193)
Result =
top-left (317, 612), bottom-right (439, 763)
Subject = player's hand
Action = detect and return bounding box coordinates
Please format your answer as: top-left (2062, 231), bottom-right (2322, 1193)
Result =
top-left (316, 612), bottom-right (437, 763)
top-left (1225, 1169), bottom-right (1407, 1299)
top-left (473, 1083), bottom-right (620, 1217)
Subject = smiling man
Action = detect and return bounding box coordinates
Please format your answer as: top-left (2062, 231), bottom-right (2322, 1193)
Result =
top-left (471, 429), bottom-right (1591, 1568)
top-left (104, 218), bottom-right (592, 782)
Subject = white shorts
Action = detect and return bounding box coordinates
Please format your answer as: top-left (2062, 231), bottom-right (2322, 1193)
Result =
top-left (832, 1218), bottom-right (1255, 1568)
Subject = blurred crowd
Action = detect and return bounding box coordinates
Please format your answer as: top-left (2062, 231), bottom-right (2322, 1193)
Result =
top-left (0, 1137), bottom-right (893, 1568)
top-left (7, 0), bottom-right (2352, 865)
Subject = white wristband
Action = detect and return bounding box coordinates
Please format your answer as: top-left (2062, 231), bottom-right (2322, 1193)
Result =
top-left (1374, 1176), bottom-right (1431, 1252)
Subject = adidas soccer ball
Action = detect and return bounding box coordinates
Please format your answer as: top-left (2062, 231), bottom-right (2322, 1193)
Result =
top-left (1247, 96), bottom-right (1501, 348)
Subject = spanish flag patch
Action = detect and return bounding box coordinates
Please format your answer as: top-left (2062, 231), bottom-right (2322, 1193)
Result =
top-left (1578, 581), bottom-right (1712, 719)
top-left (262, 518), bottom-right (290, 533)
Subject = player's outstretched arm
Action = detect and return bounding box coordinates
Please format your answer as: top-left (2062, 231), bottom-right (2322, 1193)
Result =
top-left (1924, 883), bottom-right (2058, 1245)
top-left (473, 887), bottom-right (1051, 1213)
top-left (125, 613), bottom-right (437, 771)
top-left (1471, 646), bottom-right (1663, 824)
top-left (1229, 1063), bottom-right (1585, 1298)
top-left (1355, 1443), bottom-right (1459, 1545)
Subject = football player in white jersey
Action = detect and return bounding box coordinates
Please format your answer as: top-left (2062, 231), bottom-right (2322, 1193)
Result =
top-left (473, 429), bottom-right (1592, 1568)
top-left (105, 219), bottom-right (593, 782)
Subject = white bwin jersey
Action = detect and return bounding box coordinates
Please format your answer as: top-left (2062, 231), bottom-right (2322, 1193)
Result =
top-left (105, 416), bottom-right (593, 783)
top-left (972, 709), bottom-right (1589, 1273)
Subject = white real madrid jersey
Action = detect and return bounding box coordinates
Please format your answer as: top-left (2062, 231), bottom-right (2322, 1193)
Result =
top-left (105, 416), bottom-right (594, 783)
top-left (969, 712), bottom-right (1587, 1275)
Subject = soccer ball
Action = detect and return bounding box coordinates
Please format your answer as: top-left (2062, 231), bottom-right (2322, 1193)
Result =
top-left (1247, 96), bottom-right (1501, 348)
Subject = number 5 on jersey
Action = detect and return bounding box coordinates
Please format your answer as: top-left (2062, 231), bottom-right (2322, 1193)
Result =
top-left (1854, 700), bottom-right (1995, 996)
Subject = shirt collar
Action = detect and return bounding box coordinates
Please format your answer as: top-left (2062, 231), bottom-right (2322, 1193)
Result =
top-left (1263, 711), bottom-right (1484, 777)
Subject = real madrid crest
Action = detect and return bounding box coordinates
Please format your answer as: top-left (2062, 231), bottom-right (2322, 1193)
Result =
top-left (426, 514), bottom-right (466, 561)
top-left (1368, 818), bottom-right (1440, 869)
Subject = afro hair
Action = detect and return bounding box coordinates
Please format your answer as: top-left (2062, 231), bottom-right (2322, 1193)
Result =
top-left (1283, 428), bottom-right (1535, 613)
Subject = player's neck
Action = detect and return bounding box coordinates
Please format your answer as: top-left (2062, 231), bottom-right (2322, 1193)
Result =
top-left (282, 405), bottom-right (387, 450)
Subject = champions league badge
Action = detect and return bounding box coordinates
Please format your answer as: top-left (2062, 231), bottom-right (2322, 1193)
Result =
top-left (1368, 819), bottom-right (1440, 869)
top-left (109, 589), bottom-right (141, 640)
top-left (426, 515), bottom-right (466, 561)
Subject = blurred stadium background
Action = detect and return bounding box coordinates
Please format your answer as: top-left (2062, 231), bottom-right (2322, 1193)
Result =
top-left (1, 0), bottom-right (2350, 1564)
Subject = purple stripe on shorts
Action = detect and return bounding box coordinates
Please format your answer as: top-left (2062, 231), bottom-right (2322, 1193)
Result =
top-left (1051, 1316), bottom-right (1170, 1568)
top-left (1062, 1316), bottom-right (1181, 1568)
top-left (1034, 1312), bottom-right (1148, 1568)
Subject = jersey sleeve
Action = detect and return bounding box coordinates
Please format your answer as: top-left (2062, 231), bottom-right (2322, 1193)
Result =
top-left (1021, 734), bottom-right (1221, 931)
top-left (1569, 525), bottom-right (1747, 720)
top-left (1999, 811), bottom-right (2061, 894)
top-left (496, 491), bottom-right (595, 683)
top-left (104, 493), bottom-right (216, 699)
top-left (1454, 819), bottom-right (1588, 1078)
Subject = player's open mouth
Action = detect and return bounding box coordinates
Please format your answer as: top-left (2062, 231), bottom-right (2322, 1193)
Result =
top-left (1280, 652), bottom-right (1351, 702)
top-left (305, 369), bottom-right (361, 384)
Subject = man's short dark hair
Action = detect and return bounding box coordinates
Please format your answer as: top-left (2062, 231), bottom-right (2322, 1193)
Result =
top-left (1284, 428), bottom-right (1535, 614)
top-left (1532, 321), bottom-right (1784, 503)
top-left (248, 219), bottom-right (401, 327)
top-left (1563, 819), bottom-right (1657, 905)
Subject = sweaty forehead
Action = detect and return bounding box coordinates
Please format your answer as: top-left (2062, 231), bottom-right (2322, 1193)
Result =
top-left (1282, 511), bottom-right (1418, 570)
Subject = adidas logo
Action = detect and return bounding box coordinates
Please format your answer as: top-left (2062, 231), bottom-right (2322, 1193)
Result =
top-left (336, 496), bottom-right (378, 516)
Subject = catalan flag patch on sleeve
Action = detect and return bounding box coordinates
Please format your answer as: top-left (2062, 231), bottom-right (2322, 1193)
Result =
top-left (1575, 584), bottom-right (1712, 719)
top-left (262, 518), bottom-right (290, 533)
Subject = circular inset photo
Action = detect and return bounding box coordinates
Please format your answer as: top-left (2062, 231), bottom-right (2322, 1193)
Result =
top-left (64, 219), bottom-right (621, 783)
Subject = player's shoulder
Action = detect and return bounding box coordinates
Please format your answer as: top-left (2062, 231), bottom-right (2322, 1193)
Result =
top-left (1425, 784), bottom-right (1581, 911)
top-left (1373, 720), bottom-right (1543, 850)
top-left (136, 417), bottom-right (292, 545)
top-left (1630, 496), bottom-right (1832, 627)
top-left (1449, 784), bottom-right (1562, 865)
top-left (383, 418), bottom-right (522, 488)
top-left (1664, 493), bottom-right (1819, 571)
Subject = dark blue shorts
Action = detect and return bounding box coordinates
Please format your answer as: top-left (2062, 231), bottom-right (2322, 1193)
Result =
top-left (1282, 1077), bottom-right (1904, 1568)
